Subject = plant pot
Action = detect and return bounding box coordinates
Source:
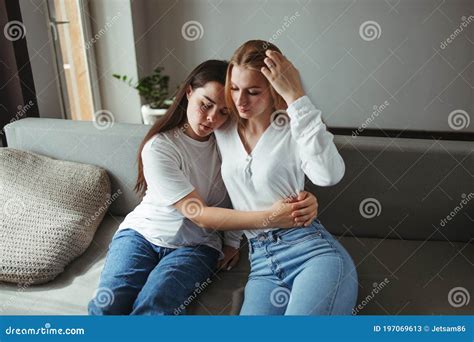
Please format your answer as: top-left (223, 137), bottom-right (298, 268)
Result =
top-left (141, 104), bottom-right (168, 125)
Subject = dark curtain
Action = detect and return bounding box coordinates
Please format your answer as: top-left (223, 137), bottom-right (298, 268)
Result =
top-left (0, 0), bottom-right (39, 146)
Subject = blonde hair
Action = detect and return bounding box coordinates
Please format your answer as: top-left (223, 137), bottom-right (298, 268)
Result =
top-left (225, 40), bottom-right (287, 124)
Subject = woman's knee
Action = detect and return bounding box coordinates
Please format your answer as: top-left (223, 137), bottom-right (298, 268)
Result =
top-left (88, 287), bottom-right (133, 315)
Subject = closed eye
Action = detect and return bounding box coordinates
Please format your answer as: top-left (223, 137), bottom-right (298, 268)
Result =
top-left (201, 102), bottom-right (213, 111)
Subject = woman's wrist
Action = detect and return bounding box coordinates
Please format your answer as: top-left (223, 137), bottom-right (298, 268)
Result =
top-left (284, 91), bottom-right (305, 106)
top-left (260, 210), bottom-right (272, 227)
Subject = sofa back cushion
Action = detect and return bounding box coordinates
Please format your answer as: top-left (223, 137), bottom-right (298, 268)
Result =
top-left (309, 135), bottom-right (473, 242)
top-left (5, 118), bottom-right (473, 242)
top-left (5, 118), bottom-right (147, 216)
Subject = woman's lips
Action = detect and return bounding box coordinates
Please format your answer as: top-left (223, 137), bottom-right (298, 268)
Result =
top-left (238, 107), bottom-right (250, 113)
top-left (199, 123), bottom-right (212, 131)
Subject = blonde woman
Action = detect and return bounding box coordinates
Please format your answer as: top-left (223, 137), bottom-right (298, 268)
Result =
top-left (214, 40), bottom-right (358, 315)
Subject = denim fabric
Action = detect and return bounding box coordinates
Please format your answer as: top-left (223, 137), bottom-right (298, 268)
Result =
top-left (240, 220), bottom-right (358, 315)
top-left (88, 228), bottom-right (219, 315)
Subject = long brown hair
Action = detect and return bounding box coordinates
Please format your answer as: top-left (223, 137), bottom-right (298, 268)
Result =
top-left (134, 59), bottom-right (228, 196)
top-left (225, 40), bottom-right (287, 124)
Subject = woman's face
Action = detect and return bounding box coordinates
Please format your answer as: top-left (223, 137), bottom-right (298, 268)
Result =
top-left (185, 81), bottom-right (229, 140)
top-left (230, 65), bottom-right (273, 120)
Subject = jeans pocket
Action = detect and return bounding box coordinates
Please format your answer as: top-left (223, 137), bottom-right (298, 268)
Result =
top-left (276, 227), bottom-right (322, 246)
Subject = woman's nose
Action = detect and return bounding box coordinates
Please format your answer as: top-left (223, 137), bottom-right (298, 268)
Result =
top-left (236, 92), bottom-right (247, 106)
top-left (207, 108), bottom-right (218, 122)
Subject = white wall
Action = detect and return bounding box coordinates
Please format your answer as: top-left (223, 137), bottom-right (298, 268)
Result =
top-left (131, 0), bottom-right (473, 133)
top-left (88, 0), bottom-right (142, 124)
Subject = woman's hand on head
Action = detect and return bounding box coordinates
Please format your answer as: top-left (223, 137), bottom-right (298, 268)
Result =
top-left (261, 50), bottom-right (305, 106)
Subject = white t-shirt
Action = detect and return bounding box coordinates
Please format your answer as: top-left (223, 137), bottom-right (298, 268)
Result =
top-left (118, 127), bottom-right (242, 257)
top-left (215, 95), bottom-right (345, 239)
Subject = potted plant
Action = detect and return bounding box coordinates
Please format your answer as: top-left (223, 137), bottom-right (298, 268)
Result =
top-left (113, 67), bottom-right (173, 125)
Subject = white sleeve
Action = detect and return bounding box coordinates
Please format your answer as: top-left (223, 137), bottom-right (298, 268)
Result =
top-left (287, 95), bottom-right (345, 186)
top-left (142, 140), bottom-right (194, 206)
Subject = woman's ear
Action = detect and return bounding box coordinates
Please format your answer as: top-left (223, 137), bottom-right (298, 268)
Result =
top-left (185, 85), bottom-right (193, 100)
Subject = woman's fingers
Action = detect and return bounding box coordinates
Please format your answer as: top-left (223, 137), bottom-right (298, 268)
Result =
top-left (292, 206), bottom-right (313, 217)
top-left (261, 66), bottom-right (272, 81)
top-left (266, 49), bottom-right (284, 64)
top-left (264, 57), bottom-right (276, 69)
top-left (294, 215), bottom-right (312, 225)
top-left (227, 255), bottom-right (239, 270)
top-left (291, 198), bottom-right (313, 211)
top-left (296, 191), bottom-right (308, 201)
top-left (295, 194), bottom-right (317, 209)
top-left (295, 212), bottom-right (317, 225)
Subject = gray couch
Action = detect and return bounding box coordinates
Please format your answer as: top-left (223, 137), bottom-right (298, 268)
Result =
top-left (1, 118), bottom-right (473, 315)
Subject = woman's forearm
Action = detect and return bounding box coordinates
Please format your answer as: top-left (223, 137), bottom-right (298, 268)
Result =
top-left (174, 190), bottom-right (287, 231)
top-left (193, 206), bottom-right (271, 231)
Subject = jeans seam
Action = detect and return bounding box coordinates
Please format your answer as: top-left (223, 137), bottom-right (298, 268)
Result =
top-left (325, 252), bottom-right (343, 315)
top-left (310, 223), bottom-right (345, 315)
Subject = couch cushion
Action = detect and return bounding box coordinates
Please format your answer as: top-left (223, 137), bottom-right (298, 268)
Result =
top-left (188, 236), bottom-right (474, 315)
top-left (0, 148), bottom-right (111, 284)
top-left (1, 220), bottom-right (471, 314)
top-left (4, 118), bottom-right (148, 216)
top-left (0, 214), bottom-right (121, 314)
top-left (308, 135), bottom-right (474, 242)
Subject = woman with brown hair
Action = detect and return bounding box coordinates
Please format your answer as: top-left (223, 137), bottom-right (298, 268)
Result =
top-left (88, 59), bottom-right (318, 315)
top-left (214, 40), bottom-right (358, 315)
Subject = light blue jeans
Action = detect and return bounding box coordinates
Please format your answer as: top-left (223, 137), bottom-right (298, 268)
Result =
top-left (240, 219), bottom-right (358, 315)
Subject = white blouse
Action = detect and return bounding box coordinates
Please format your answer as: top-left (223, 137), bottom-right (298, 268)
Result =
top-left (215, 95), bottom-right (345, 239)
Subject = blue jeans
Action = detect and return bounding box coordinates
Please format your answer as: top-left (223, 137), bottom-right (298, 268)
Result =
top-left (88, 228), bottom-right (220, 315)
top-left (240, 220), bottom-right (358, 315)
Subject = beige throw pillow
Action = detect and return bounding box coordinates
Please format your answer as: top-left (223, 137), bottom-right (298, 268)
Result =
top-left (0, 148), bottom-right (111, 284)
